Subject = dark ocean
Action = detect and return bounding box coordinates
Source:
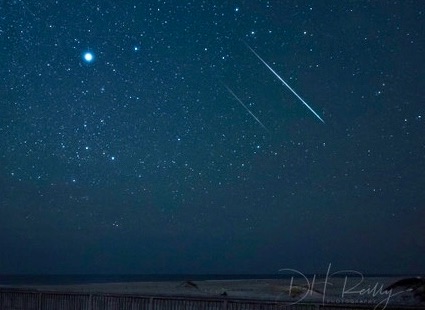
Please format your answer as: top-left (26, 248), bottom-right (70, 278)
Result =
top-left (0, 274), bottom-right (402, 286)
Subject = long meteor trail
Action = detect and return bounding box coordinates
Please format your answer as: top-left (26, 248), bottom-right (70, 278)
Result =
top-left (245, 43), bottom-right (325, 124)
top-left (223, 84), bottom-right (270, 132)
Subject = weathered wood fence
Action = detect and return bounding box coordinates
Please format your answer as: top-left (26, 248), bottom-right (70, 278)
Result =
top-left (0, 288), bottom-right (420, 310)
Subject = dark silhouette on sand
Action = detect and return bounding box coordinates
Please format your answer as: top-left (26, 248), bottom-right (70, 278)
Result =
top-left (385, 277), bottom-right (425, 303)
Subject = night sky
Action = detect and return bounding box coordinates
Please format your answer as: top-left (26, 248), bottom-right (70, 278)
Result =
top-left (1, 1), bottom-right (424, 275)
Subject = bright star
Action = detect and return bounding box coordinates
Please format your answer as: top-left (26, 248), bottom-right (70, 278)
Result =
top-left (83, 52), bottom-right (94, 63)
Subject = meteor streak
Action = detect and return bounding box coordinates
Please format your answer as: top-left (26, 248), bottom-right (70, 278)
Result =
top-left (245, 42), bottom-right (325, 123)
top-left (223, 84), bottom-right (270, 132)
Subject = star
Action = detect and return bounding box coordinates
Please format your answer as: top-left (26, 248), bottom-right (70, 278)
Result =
top-left (82, 51), bottom-right (94, 63)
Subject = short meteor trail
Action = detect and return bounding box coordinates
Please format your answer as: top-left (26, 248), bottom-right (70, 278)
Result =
top-left (223, 84), bottom-right (270, 132)
top-left (244, 42), bottom-right (325, 124)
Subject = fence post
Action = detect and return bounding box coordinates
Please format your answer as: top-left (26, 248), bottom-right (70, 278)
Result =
top-left (38, 292), bottom-right (42, 310)
top-left (88, 294), bottom-right (92, 310)
top-left (148, 296), bottom-right (154, 310)
top-left (222, 299), bottom-right (227, 310)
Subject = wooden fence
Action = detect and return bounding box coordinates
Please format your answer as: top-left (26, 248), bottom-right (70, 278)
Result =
top-left (0, 288), bottom-right (421, 310)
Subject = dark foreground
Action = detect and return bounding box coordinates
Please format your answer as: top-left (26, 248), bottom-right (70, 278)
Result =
top-left (0, 276), bottom-right (424, 309)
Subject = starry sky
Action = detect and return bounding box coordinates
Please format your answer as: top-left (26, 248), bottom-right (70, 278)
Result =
top-left (1, 1), bottom-right (424, 275)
